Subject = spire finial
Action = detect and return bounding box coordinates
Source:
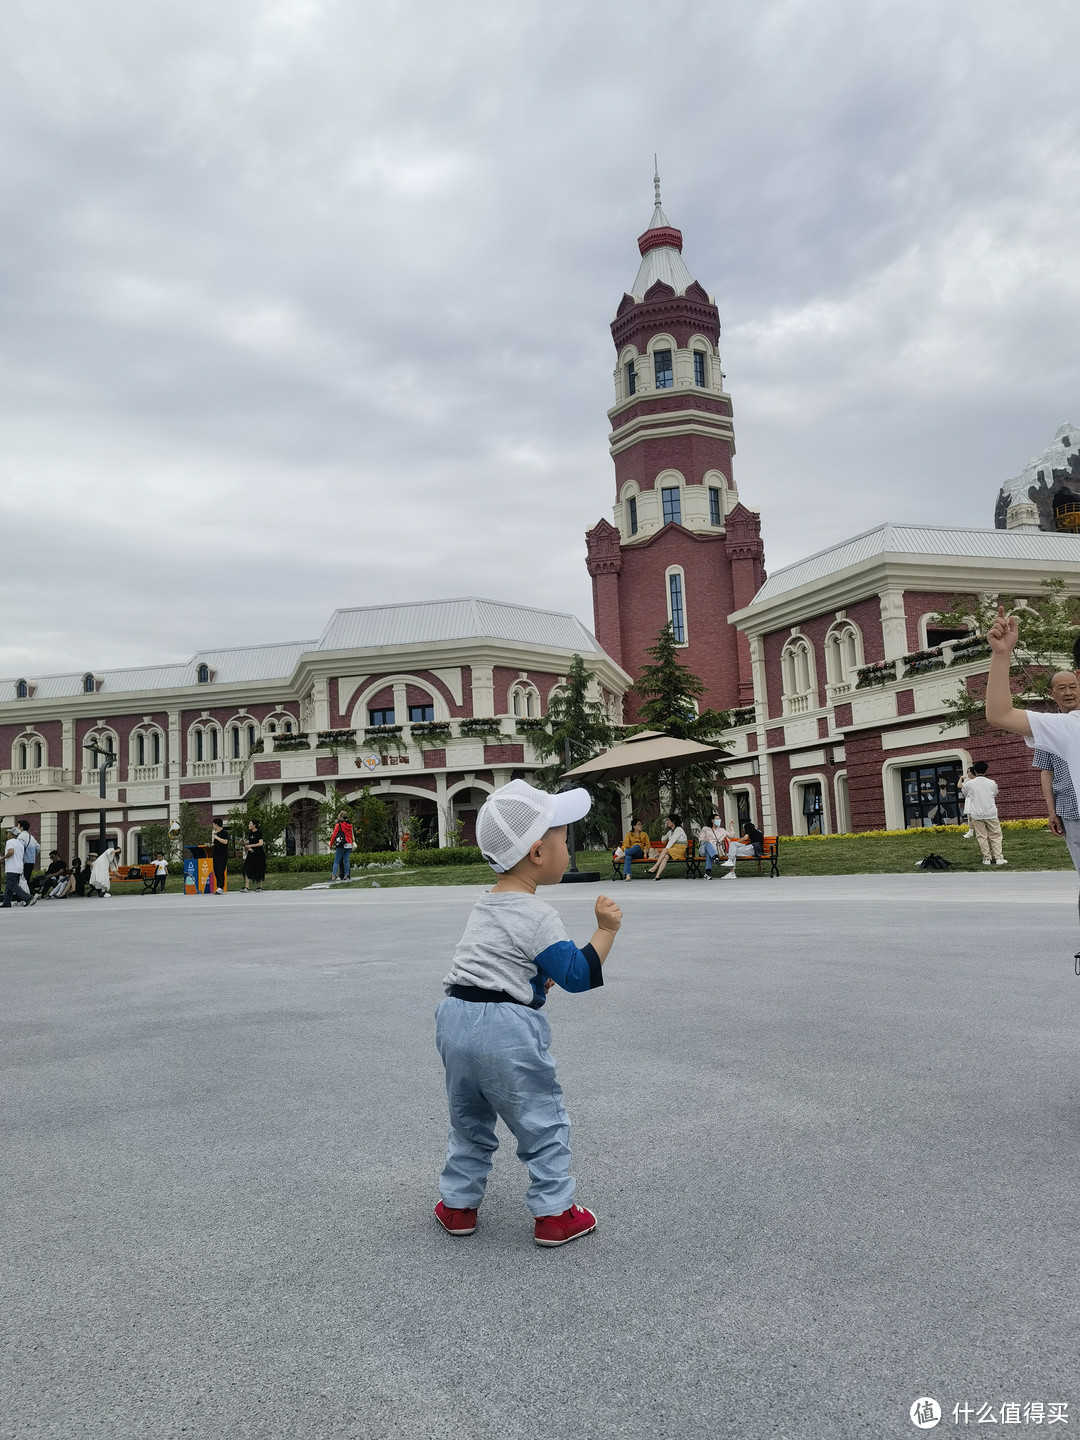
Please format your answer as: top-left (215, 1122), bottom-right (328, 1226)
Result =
top-left (653, 155), bottom-right (661, 207)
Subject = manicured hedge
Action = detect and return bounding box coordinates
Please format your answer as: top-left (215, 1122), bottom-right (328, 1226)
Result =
top-left (239, 846), bottom-right (485, 874)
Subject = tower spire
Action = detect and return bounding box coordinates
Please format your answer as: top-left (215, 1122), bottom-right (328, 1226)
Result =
top-left (654, 155), bottom-right (661, 209)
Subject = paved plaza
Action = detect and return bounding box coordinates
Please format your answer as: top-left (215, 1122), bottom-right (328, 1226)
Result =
top-left (3, 873), bottom-right (1079, 1439)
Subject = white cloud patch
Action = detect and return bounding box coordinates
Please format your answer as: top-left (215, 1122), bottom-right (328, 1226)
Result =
top-left (2, 0), bottom-right (1080, 673)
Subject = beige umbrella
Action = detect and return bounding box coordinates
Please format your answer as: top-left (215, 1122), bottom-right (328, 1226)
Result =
top-left (0, 789), bottom-right (105, 815)
top-left (562, 729), bottom-right (730, 781)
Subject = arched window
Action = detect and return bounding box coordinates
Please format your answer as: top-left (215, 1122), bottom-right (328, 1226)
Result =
top-left (824, 622), bottom-right (863, 696)
top-left (210, 728), bottom-right (218, 761)
top-left (230, 726), bottom-right (241, 758)
top-left (83, 674), bottom-right (96, 694)
top-left (195, 730), bottom-right (204, 762)
top-left (152, 731), bottom-right (161, 766)
top-left (509, 683), bottom-right (540, 719)
top-left (781, 637), bottom-right (816, 714)
top-left (33, 741), bottom-right (42, 767)
top-left (15, 679), bottom-right (28, 699)
top-left (136, 732), bottom-right (145, 767)
top-left (283, 720), bottom-right (293, 734)
top-left (247, 724), bottom-right (257, 751)
top-left (268, 722), bottom-right (277, 734)
top-left (197, 664), bottom-right (210, 684)
top-left (17, 741), bottom-right (27, 769)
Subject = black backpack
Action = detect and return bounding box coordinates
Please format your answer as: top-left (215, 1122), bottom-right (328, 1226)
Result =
top-left (917, 853), bottom-right (951, 871)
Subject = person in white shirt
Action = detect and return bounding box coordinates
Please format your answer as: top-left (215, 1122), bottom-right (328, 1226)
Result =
top-left (18, 821), bottom-right (40, 887)
top-left (152, 853), bottom-right (168, 894)
top-left (960, 762), bottom-right (1006, 866)
top-left (648, 813), bottom-right (688, 880)
top-left (88, 846), bottom-right (119, 897)
top-left (3, 827), bottom-right (35, 908)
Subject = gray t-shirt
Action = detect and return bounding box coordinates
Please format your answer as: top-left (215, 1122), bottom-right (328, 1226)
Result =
top-left (442, 891), bottom-right (603, 1008)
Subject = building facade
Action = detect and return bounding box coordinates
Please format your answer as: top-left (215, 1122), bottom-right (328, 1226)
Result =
top-left (0, 599), bottom-right (630, 860)
top-left (585, 176), bottom-right (765, 717)
top-left (723, 524), bottom-right (1080, 837)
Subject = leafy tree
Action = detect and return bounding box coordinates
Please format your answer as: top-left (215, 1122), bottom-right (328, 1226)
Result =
top-left (937, 577), bottom-right (1080, 731)
top-left (225, 798), bottom-right (291, 858)
top-left (351, 785), bottom-right (390, 852)
top-left (528, 654), bottom-right (620, 846)
top-left (317, 787), bottom-right (359, 846)
top-left (177, 801), bottom-right (210, 849)
top-left (139, 822), bottom-right (174, 865)
top-left (630, 622), bottom-right (731, 827)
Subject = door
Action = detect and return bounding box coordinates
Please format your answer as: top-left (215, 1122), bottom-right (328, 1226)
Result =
top-left (900, 761), bottom-right (963, 828)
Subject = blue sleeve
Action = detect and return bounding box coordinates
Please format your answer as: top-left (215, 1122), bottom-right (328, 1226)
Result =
top-left (534, 940), bottom-right (604, 993)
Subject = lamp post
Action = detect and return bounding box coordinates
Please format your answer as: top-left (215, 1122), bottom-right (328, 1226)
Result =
top-left (83, 744), bottom-right (117, 856)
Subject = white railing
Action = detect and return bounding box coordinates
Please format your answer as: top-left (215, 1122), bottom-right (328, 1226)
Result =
top-left (228, 759), bottom-right (246, 774)
top-left (130, 765), bottom-right (164, 782)
top-left (827, 682), bottom-right (852, 700)
top-left (81, 769), bottom-right (112, 787)
top-left (784, 695), bottom-right (810, 715)
top-left (189, 760), bottom-right (225, 778)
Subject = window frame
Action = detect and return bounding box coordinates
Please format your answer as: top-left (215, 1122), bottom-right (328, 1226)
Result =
top-left (666, 567), bottom-right (688, 645)
top-left (368, 707), bottom-right (395, 727)
top-left (625, 360), bottom-right (637, 397)
top-left (693, 351), bottom-right (707, 387)
top-left (628, 495), bottom-right (638, 535)
top-left (653, 348), bottom-right (674, 389)
top-left (661, 486), bottom-right (682, 526)
top-left (709, 487), bottom-right (722, 526)
top-left (408, 703), bottom-right (435, 724)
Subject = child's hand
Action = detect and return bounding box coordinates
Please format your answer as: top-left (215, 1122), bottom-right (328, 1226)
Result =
top-left (987, 604), bottom-right (1019, 654)
top-left (594, 894), bottom-right (622, 932)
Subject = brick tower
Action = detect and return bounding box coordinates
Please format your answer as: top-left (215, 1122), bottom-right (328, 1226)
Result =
top-left (585, 173), bottom-right (765, 715)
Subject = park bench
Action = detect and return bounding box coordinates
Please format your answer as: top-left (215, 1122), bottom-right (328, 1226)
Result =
top-left (112, 864), bottom-right (157, 893)
top-left (728, 835), bottom-right (780, 877)
top-left (611, 845), bottom-right (704, 880)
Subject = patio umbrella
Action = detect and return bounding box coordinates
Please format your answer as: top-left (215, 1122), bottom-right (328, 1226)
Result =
top-left (561, 729), bottom-right (730, 781)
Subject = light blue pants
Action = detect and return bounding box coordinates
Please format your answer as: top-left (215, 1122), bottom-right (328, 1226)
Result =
top-left (435, 997), bottom-right (575, 1216)
top-left (332, 843), bottom-right (351, 879)
top-left (622, 843), bottom-right (644, 876)
top-left (700, 841), bottom-right (718, 872)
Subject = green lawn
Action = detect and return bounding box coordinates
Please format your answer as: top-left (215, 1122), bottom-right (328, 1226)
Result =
top-left (93, 828), bottom-right (1076, 897)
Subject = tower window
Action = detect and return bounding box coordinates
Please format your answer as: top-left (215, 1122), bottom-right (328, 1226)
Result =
top-left (625, 361), bottom-right (636, 397)
top-left (669, 573), bottom-right (686, 644)
top-left (653, 349), bottom-right (673, 389)
top-left (709, 487), bottom-right (722, 525)
top-left (661, 487), bottom-right (682, 526)
top-left (369, 708), bottom-right (395, 727)
top-left (627, 496), bottom-right (638, 535)
top-left (693, 352), bottom-right (706, 386)
top-left (408, 704), bottom-right (434, 723)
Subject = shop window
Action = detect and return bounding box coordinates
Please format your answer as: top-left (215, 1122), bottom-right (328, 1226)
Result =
top-left (900, 761), bottom-right (963, 828)
top-left (800, 781), bottom-right (824, 835)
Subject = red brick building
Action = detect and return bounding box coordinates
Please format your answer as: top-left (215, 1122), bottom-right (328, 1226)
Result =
top-left (585, 175), bottom-right (764, 717)
top-left (724, 524), bottom-right (1080, 836)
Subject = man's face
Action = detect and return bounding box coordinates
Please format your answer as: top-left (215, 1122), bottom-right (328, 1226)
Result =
top-left (1050, 672), bottom-right (1080, 712)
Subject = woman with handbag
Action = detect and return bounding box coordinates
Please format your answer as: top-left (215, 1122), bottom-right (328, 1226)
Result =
top-left (330, 810), bottom-right (354, 882)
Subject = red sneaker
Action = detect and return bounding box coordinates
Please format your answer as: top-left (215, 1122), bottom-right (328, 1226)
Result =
top-left (434, 1200), bottom-right (478, 1235)
top-left (533, 1204), bottom-right (597, 1247)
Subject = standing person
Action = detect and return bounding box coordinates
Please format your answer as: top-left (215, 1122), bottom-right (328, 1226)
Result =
top-left (961, 761), bottom-right (1006, 866)
top-left (435, 778), bottom-right (620, 1246)
top-left (242, 819), bottom-right (266, 893)
top-left (152, 853), bottom-right (169, 894)
top-left (619, 816), bottom-right (651, 881)
top-left (211, 817), bottom-right (229, 894)
top-left (18, 821), bottom-right (39, 891)
top-left (329, 810), bottom-right (354, 882)
top-left (88, 845), bottom-right (119, 896)
top-left (1031, 670), bottom-right (1080, 873)
top-left (648, 813), bottom-right (687, 881)
top-left (960, 766), bottom-right (976, 838)
top-left (3, 825), bottom-right (35, 907)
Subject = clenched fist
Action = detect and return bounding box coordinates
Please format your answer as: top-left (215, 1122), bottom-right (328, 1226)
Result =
top-left (594, 894), bottom-right (623, 932)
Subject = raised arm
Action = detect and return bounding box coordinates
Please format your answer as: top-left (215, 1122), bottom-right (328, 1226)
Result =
top-left (984, 605), bottom-right (1032, 737)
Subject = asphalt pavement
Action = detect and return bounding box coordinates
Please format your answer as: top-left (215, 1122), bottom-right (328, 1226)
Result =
top-left (2, 872), bottom-right (1079, 1439)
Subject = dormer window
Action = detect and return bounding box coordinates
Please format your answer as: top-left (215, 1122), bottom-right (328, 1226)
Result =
top-left (15, 679), bottom-right (28, 699)
top-left (653, 349), bottom-right (673, 389)
top-left (625, 361), bottom-right (637, 397)
top-left (197, 664), bottom-right (210, 684)
top-left (693, 351), bottom-right (706, 386)
top-left (83, 673), bottom-right (96, 694)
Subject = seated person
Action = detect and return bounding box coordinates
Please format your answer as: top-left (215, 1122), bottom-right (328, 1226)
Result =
top-left (72, 856), bottom-right (88, 897)
top-left (618, 817), bottom-right (651, 880)
top-left (37, 852), bottom-right (68, 897)
top-left (744, 820), bottom-right (765, 856)
top-left (696, 816), bottom-right (727, 877)
top-left (649, 813), bottom-right (688, 880)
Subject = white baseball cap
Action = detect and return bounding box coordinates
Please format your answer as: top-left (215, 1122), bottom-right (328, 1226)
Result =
top-left (476, 779), bottom-right (592, 872)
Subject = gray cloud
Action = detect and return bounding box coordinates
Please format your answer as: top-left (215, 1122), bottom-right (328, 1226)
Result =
top-left (3, 0), bottom-right (1080, 675)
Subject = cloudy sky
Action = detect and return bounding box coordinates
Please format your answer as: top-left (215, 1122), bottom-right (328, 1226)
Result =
top-left (3, 0), bottom-right (1080, 677)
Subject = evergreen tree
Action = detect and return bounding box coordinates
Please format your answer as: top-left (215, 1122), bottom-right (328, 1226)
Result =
top-left (631, 622), bottom-right (730, 828)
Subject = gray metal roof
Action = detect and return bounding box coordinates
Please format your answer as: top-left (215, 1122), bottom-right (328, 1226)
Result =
top-left (753, 522), bottom-right (1080, 603)
top-left (0, 599), bottom-right (605, 701)
top-left (631, 243), bottom-right (696, 300)
top-left (316, 598), bottom-right (602, 654)
top-left (0, 639), bottom-right (316, 702)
